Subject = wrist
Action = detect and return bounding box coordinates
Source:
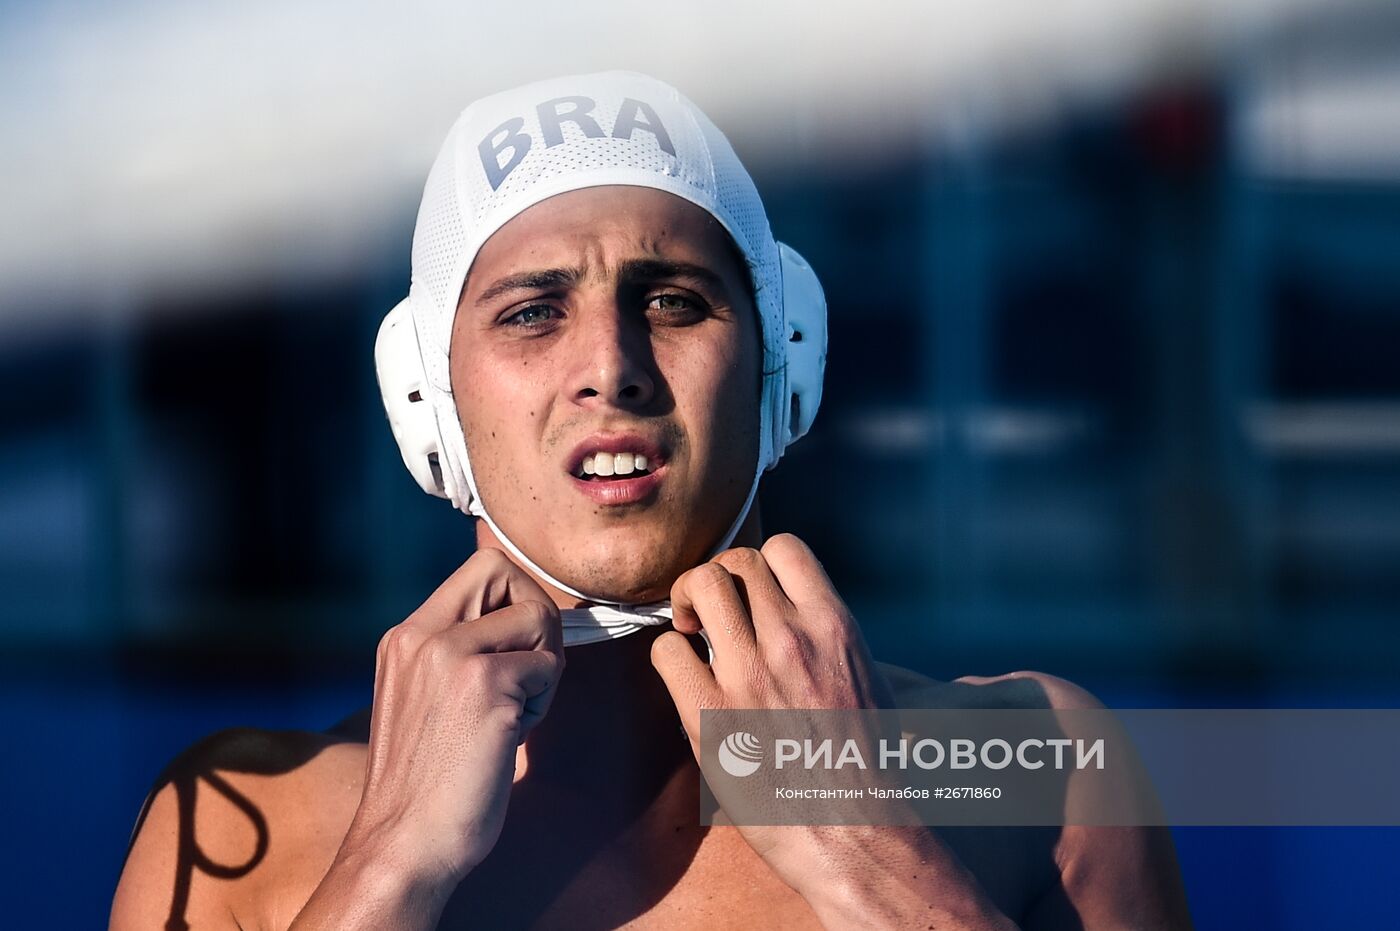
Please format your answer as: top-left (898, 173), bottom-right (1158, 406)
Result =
top-left (290, 844), bottom-right (457, 931)
top-left (328, 828), bottom-right (462, 918)
top-left (787, 827), bottom-right (1016, 931)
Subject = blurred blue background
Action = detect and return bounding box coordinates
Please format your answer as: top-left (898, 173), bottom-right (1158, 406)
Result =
top-left (3, 0), bottom-right (1400, 926)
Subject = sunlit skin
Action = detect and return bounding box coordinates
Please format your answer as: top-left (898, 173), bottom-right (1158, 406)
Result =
top-left (450, 185), bottom-right (763, 605)
top-left (110, 185), bottom-right (1194, 931)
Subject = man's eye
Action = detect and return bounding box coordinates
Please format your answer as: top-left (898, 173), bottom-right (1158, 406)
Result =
top-left (647, 293), bottom-right (702, 317)
top-left (503, 304), bottom-right (559, 328)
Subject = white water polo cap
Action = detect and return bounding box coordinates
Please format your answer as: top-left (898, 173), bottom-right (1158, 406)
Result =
top-left (374, 70), bottom-right (828, 640)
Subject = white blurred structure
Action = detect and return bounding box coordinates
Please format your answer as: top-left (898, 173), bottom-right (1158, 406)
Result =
top-left (1236, 3), bottom-right (1400, 180)
top-left (0, 0), bottom-right (1387, 323)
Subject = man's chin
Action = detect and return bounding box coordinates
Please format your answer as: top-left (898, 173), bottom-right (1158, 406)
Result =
top-left (570, 575), bottom-right (672, 606)
top-left (552, 555), bottom-right (685, 606)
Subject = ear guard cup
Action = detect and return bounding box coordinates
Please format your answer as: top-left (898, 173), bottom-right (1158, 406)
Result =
top-left (776, 242), bottom-right (828, 448)
top-left (375, 297), bottom-right (450, 500)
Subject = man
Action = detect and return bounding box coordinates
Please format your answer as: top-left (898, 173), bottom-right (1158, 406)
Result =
top-left (111, 71), bottom-right (1192, 929)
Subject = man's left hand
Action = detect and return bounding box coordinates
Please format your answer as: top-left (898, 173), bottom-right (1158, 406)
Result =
top-left (650, 533), bottom-right (1017, 931)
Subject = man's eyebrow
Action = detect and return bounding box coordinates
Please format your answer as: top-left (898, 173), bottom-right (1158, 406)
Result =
top-left (617, 258), bottom-right (727, 291)
top-left (471, 258), bottom-right (731, 307)
top-left (474, 267), bottom-right (582, 306)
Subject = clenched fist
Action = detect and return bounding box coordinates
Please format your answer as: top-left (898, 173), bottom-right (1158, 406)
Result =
top-left (291, 548), bottom-right (565, 929)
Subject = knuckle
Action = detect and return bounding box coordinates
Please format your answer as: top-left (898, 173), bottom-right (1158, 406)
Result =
top-left (418, 633), bottom-right (460, 672)
top-left (493, 552), bottom-right (532, 588)
top-left (542, 651), bottom-right (566, 680)
top-left (482, 700), bottom-right (523, 731)
top-left (464, 549), bottom-right (511, 593)
top-left (519, 600), bottom-right (563, 649)
top-left (469, 547), bottom-right (512, 572)
top-left (691, 562), bottom-right (731, 592)
top-left (763, 626), bottom-right (802, 662)
top-left (807, 601), bottom-right (851, 632)
top-left (519, 599), bottom-right (556, 628)
top-left (377, 625), bottom-right (414, 663)
top-left (457, 652), bottom-right (493, 687)
top-left (761, 532), bottom-right (806, 560)
top-left (715, 546), bottom-right (763, 575)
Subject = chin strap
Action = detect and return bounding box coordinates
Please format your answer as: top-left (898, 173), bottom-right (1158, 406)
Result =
top-left (559, 604), bottom-right (671, 646)
top-left (559, 604), bottom-right (714, 663)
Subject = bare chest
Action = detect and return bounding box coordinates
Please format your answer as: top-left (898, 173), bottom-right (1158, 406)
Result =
top-left (251, 708), bottom-right (1054, 929)
top-left (433, 778), bottom-right (822, 931)
top-left (518, 826), bottom-right (823, 931)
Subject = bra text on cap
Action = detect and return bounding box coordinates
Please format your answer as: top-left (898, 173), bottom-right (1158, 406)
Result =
top-left (479, 96), bottom-right (676, 190)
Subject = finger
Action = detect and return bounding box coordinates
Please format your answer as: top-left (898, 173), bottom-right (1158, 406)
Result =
top-left (758, 534), bottom-right (886, 701)
top-left (435, 599), bottom-right (564, 658)
top-left (484, 649), bottom-right (562, 700)
top-left (650, 630), bottom-right (718, 743)
top-left (485, 649), bottom-right (566, 736)
top-left (759, 534), bottom-right (844, 612)
top-left (710, 546), bottom-right (792, 635)
top-left (670, 563), bottom-right (759, 667)
top-left (462, 548), bottom-right (557, 619)
top-left (409, 548), bottom-right (555, 632)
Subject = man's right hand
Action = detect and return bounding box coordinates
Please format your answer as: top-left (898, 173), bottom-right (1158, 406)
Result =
top-left (291, 548), bottom-right (565, 929)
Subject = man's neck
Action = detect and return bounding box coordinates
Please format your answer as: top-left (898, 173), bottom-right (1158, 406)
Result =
top-left (476, 501), bottom-right (764, 805)
top-left (517, 625), bottom-right (700, 803)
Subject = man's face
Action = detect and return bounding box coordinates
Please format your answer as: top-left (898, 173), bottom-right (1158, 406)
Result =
top-left (450, 185), bottom-right (762, 603)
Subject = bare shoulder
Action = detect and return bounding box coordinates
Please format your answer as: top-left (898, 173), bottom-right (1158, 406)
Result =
top-left (110, 723), bottom-right (367, 931)
top-left (875, 664), bottom-right (1194, 930)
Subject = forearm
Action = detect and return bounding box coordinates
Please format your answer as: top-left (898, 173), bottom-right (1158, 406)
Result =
top-left (288, 844), bottom-right (454, 931)
top-left (788, 826), bottom-right (1019, 931)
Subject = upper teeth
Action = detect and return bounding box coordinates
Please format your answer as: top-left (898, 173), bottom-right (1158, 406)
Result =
top-left (581, 452), bottom-right (650, 477)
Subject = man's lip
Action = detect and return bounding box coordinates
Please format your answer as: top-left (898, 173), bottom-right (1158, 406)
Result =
top-left (564, 432), bottom-right (668, 477)
top-left (568, 465), bottom-right (666, 506)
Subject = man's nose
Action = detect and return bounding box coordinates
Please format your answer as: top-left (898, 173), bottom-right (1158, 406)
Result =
top-left (566, 303), bottom-right (656, 410)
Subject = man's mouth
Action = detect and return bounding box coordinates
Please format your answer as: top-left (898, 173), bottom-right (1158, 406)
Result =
top-left (574, 451), bottom-right (654, 481)
top-left (565, 433), bottom-right (669, 505)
